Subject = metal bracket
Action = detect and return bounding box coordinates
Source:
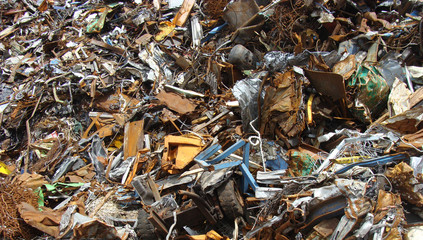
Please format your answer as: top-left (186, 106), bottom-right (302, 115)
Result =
top-left (194, 140), bottom-right (259, 193)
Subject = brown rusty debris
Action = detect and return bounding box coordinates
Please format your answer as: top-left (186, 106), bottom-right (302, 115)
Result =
top-left (2, 0), bottom-right (423, 239)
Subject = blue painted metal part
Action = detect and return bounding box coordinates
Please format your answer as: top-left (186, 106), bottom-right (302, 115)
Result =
top-left (240, 161), bottom-right (258, 192)
top-left (194, 140), bottom-right (259, 193)
top-left (194, 144), bottom-right (222, 163)
top-left (335, 153), bottom-right (409, 174)
top-left (194, 140), bottom-right (246, 168)
top-left (201, 23), bottom-right (228, 43)
top-left (242, 142), bottom-right (251, 192)
top-left (207, 140), bottom-right (246, 164)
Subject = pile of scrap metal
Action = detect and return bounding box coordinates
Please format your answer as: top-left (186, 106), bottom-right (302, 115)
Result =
top-left (1, 0), bottom-right (423, 239)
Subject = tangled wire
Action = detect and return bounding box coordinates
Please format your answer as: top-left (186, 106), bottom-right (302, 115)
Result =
top-left (0, 177), bottom-right (39, 239)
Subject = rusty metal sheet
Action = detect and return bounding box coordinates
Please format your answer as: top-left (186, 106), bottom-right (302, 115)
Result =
top-left (16, 172), bottom-right (49, 189)
top-left (313, 218), bottom-right (339, 238)
top-left (386, 162), bottom-right (423, 207)
top-left (223, 0), bottom-right (259, 30)
top-left (374, 190), bottom-right (401, 223)
top-left (123, 120), bottom-right (144, 160)
top-left (90, 39), bottom-right (125, 56)
top-left (156, 91), bottom-right (197, 115)
top-left (95, 124), bottom-right (115, 138)
top-left (73, 218), bottom-right (122, 240)
top-left (260, 70), bottom-right (305, 140)
top-left (383, 106), bottom-right (423, 134)
top-left (94, 93), bottom-right (141, 113)
top-left (409, 87), bottom-right (423, 108)
top-left (304, 69), bottom-right (346, 101)
top-left (399, 128), bottom-right (423, 150)
top-left (161, 135), bottom-right (204, 174)
top-left (333, 54), bottom-right (357, 80)
top-left (18, 203), bottom-right (62, 238)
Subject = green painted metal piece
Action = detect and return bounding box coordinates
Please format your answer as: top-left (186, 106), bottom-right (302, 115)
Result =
top-left (349, 63), bottom-right (389, 123)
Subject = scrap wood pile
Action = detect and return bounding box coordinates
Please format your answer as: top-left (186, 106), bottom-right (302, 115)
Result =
top-left (1, 0), bottom-right (423, 239)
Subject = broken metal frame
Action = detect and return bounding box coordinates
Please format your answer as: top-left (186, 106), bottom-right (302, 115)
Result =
top-left (315, 134), bottom-right (391, 174)
top-left (194, 139), bottom-right (259, 194)
top-left (144, 186), bottom-right (227, 237)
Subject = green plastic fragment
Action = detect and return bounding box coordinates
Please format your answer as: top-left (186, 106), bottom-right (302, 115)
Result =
top-left (36, 187), bottom-right (45, 208)
top-left (37, 182), bottom-right (85, 208)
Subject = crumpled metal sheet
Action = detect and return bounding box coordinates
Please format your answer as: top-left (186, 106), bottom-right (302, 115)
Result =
top-left (260, 70), bottom-right (305, 141)
top-left (287, 150), bottom-right (315, 176)
top-left (330, 215), bottom-right (357, 240)
top-left (334, 179), bottom-right (371, 219)
top-left (374, 190), bottom-right (402, 224)
top-left (386, 162), bottom-right (423, 207)
top-left (353, 213), bottom-right (374, 238)
top-left (18, 202), bottom-right (63, 238)
top-left (16, 172), bottom-right (49, 189)
top-left (198, 168), bottom-right (233, 194)
top-left (332, 54), bottom-right (357, 80)
top-left (406, 226), bottom-right (423, 240)
top-left (73, 216), bottom-right (122, 240)
top-left (223, 0), bottom-right (259, 30)
top-left (349, 63), bottom-right (390, 123)
top-left (383, 106), bottom-right (423, 134)
top-left (388, 78), bottom-right (412, 116)
top-left (313, 218), bottom-right (339, 238)
top-left (399, 129), bottom-right (423, 151)
top-left (232, 78), bottom-right (263, 132)
top-left (372, 190), bottom-right (405, 240)
top-left (2, 0), bottom-right (423, 239)
top-left (51, 156), bottom-right (85, 182)
top-left (264, 51), bottom-right (310, 72)
top-left (94, 92), bottom-right (141, 113)
top-left (88, 134), bottom-right (108, 182)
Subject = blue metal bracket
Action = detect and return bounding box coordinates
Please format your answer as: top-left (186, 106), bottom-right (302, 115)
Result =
top-left (194, 140), bottom-right (259, 193)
